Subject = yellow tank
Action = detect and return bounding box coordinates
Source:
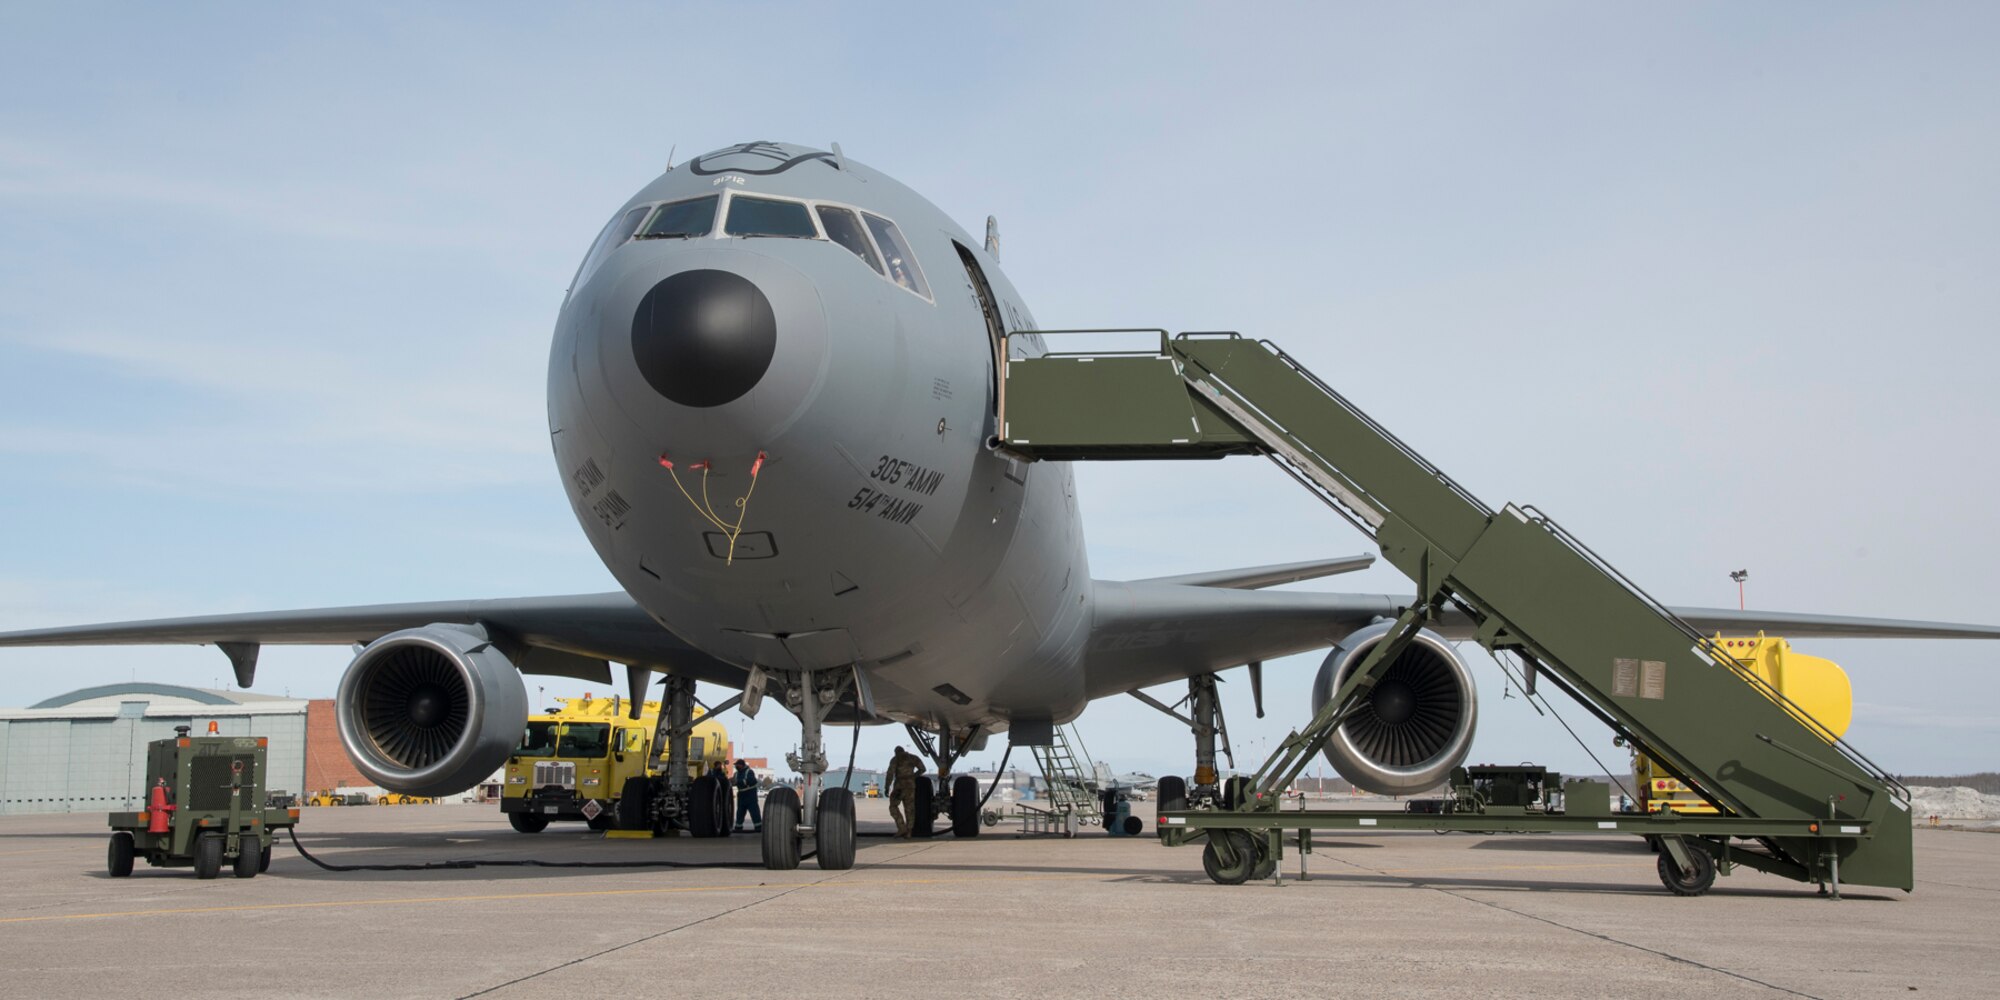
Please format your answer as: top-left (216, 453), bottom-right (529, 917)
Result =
top-left (1635, 634), bottom-right (1852, 814)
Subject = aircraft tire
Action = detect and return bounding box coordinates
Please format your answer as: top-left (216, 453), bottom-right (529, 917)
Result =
top-left (1202, 830), bottom-right (1256, 886)
top-left (1222, 776), bottom-right (1252, 809)
top-left (762, 787), bottom-right (801, 870)
top-left (508, 811), bottom-right (550, 834)
top-left (233, 836), bottom-right (262, 879)
top-left (911, 777), bottom-right (935, 839)
top-left (690, 774), bottom-right (729, 838)
top-left (193, 832), bottom-right (224, 880)
top-left (950, 775), bottom-right (980, 838)
top-left (1158, 775), bottom-right (1187, 814)
top-left (615, 777), bottom-right (652, 831)
top-left (107, 832), bottom-right (134, 878)
top-left (816, 788), bottom-right (856, 870)
top-left (259, 839), bottom-right (272, 873)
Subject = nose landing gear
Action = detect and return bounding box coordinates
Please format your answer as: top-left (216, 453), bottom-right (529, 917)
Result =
top-left (762, 667), bottom-right (864, 871)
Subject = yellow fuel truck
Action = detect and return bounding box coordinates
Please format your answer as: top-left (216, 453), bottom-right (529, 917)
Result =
top-left (501, 693), bottom-right (730, 833)
top-left (1635, 634), bottom-right (1853, 814)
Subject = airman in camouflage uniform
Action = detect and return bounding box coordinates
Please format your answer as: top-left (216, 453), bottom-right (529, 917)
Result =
top-left (887, 746), bottom-right (926, 838)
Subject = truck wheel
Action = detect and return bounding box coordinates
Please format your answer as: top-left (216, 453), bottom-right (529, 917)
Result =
top-left (1658, 844), bottom-right (1717, 896)
top-left (107, 832), bottom-right (134, 878)
top-left (1202, 830), bottom-right (1257, 885)
top-left (816, 788), bottom-right (856, 870)
top-left (259, 838), bottom-right (273, 873)
top-left (508, 811), bottom-right (550, 834)
top-left (1250, 837), bottom-right (1277, 881)
top-left (690, 774), bottom-right (726, 838)
top-left (951, 775), bottom-right (980, 838)
top-left (761, 787), bottom-right (801, 870)
top-left (233, 836), bottom-right (262, 879)
top-left (615, 776), bottom-right (652, 831)
top-left (911, 777), bottom-right (935, 839)
top-left (193, 832), bottom-right (224, 880)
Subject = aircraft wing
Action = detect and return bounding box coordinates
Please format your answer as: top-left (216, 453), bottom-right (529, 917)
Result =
top-left (0, 593), bottom-right (748, 687)
top-left (1081, 582), bottom-right (2000, 700)
top-left (1081, 582), bottom-right (1404, 698)
top-left (1663, 606), bottom-right (2000, 640)
top-left (1132, 553), bottom-right (1375, 590)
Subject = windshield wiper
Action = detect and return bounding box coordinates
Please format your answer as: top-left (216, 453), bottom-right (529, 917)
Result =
top-left (634, 232), bottom-right (703, 241)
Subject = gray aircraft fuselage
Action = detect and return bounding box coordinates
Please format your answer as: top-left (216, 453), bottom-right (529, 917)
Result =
top-left (548, 142), bottom-right (1085, 734)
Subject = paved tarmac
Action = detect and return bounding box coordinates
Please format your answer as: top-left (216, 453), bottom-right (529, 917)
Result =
top-left (2, 801), bottom-right (1994, 999)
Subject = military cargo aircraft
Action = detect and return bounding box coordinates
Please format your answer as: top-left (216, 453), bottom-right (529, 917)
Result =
top-left (5, 142), bottom-right (1997, 870)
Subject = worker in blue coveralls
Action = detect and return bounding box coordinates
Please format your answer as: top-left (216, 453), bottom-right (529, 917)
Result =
top-left (732, 759), bottom-right (762, 832)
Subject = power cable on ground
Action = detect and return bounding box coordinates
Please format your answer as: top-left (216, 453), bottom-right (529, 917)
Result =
top-left (287, 827), bottom-right (786, 872)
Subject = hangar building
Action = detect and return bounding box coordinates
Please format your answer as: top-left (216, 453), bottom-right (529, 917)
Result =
top-left (0, 683), bottom-right (309, 815)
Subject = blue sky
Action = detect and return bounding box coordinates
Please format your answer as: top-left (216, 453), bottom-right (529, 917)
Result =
top-left (3, 4), bottom-right (1997, 780)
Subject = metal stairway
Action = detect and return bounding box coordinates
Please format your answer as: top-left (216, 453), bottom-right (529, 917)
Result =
top-left (1025, 725), bottom-right (1103, 833)
top-left (998, 330), bottom-right (1911, 892)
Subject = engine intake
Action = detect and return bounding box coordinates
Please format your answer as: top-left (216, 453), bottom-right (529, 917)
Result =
top-left (335, 625), bottom-right (528, 797)
top-left (1310, 621), bottom-right (1478, 796)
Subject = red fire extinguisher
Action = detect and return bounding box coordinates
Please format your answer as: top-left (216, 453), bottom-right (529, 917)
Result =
top-left (147, 780), bottom-right (174, 834)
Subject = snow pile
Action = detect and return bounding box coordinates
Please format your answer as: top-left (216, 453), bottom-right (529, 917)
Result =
top-left (1908, 785), bottom-right (2000, 821)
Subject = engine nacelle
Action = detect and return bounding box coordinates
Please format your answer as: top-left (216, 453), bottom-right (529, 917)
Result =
top-left (335, 624), bottom-right (529, 797)
top-left (1310, 621), bottom-right (1478, 796)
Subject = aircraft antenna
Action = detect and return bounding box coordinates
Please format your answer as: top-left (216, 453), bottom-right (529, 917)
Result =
top-left (831, 142), bottom-right (846, 171)
top-left (665, 145), bottom-right (676, 172)
top-left (985, 215), bottom-right (1001, 261)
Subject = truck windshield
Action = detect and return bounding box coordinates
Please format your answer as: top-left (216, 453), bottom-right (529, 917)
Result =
top-left (516, 722), bottom-right (613, 758)
top-left (559, 724), bottom-right (612, 758)
top-left (517, 722), bottom-right (557, 756)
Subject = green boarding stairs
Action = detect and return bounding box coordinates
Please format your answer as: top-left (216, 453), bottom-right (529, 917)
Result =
top-left (997, 330), bottom-right (1910, 892)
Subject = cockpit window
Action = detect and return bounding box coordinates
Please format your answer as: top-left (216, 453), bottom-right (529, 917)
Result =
top-left (815, 206), bottom-right (883, 274)
top-left (572, 204), bottom-right (652, 290)
top-left (863, 214), bottom-right (930, 298)
top-left (725, 196), bottom-right (818, 238)
top-left (636, 196), bottom-right (719, 240)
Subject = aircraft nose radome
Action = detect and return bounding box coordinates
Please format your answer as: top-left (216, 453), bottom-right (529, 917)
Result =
top-left (630, 269), bottom-right (778, 408)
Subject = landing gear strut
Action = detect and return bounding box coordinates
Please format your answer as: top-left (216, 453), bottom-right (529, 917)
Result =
top-left (1130, 672), bottom-right (1236, 809)
top-left (629, 674), bottom-right (700, 836)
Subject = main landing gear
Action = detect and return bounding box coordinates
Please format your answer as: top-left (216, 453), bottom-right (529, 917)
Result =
top-left (1132, 670), bottom-right (1239, 814)
top-left (903, 722), bottom-right (987, 839)
top-left (616, 673), bottom-right (731, 838)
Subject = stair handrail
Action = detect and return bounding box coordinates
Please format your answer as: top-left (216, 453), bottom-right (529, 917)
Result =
top-left (1521, 505), bottom-right (1908, 804)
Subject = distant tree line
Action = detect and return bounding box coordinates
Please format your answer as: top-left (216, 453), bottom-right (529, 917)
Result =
top-left (1897, 772), bottom-right (2000, 794)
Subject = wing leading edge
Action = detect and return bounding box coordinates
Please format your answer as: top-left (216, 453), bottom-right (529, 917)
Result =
top-left (0, 593), bottom-right (747, 688)
top-left (1082, 581), bottom-right (2000, 701)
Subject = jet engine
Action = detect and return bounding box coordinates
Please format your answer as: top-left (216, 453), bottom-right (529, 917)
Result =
top-left (1310, 620), bottom-right (1478, 796)
top-left (334, 625), bottom-right (529, 797)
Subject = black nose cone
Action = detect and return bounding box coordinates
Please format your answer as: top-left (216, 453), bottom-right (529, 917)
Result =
top-left (631, 269), bottom-right (778, 408)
